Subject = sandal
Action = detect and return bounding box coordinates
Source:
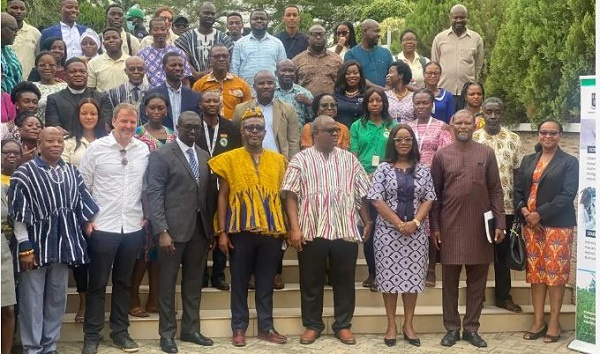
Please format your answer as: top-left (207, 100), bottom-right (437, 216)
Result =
top-left (543, 330), bottom-right (561, 343)
top-left (523, 324), bottom-right (547, 340)
top-left (128, 306), bottom-right (149, 318)
top-left (425, 271), bottom-right (436, 288)
top-left (74, 312), bottom-right (85, 324)
top-left (497, 300), bottom-right (523, 313)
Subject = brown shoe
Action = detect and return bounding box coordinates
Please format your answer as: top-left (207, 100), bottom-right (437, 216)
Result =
top-left (273, 274), bottom-right (285, 290)
top-left (257, 329), bottom-right (287, 344)
top-left (232, 330), bottom-right (246, 347)
top-left (496, 299), bottom-right (523, 313)
top-left (300, 329), bottom-right (320, 344)
top-left (248, 275), bottom-right (255, 290)
top-left (335, 329), bottom-right (356, 345)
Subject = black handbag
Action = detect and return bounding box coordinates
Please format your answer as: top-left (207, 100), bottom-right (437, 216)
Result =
top-left (508, 207), bottom-right (527, 271)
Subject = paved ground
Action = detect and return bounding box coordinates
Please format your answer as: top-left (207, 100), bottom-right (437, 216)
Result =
top-left (57, 331), bottom-right (576, 353)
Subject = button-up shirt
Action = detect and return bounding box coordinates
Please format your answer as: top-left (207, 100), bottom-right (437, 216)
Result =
top-left (167, 83), bottom-right (183, 131)
top-left (191, 72), bottom-right (251, 119)
top-left (275, 31), bottom-right (309, 59)
top-left (274, 84), bottom-right (313, 127)
top-left (292, 49), bottom-right (342, 96)
top-left (87, 52), bottom-right (130, 92)
top-left (61, 21), bottom-right (83, 59)
top-left (78, 132), bottom-right (150, 233)
top-left (231, 32), bottom-right (287, 87)
top-left (397, 51), bottom-right (429, 88)
top-left (137, 44), bottom-right (192, 87)
top-left (431, 27), bottom-right (484, 95)
top-left (258, 102), bottom-right (279, 153)
top-left (12, 21), bottom-right (41, 78)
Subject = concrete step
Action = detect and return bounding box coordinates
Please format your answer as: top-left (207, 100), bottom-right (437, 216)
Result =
top-left (64, 280), bottom-right (573, 313)
top-left (59, 304), bottom-right (576, 341)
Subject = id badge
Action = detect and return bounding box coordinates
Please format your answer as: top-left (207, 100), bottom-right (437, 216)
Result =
top-left (371, 155), bottom-right (380, 167)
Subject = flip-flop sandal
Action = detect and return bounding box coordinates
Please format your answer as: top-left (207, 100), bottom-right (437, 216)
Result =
top-left (523, 324), bottom-right (547, 340)
top-left (128, 307), bottom-right (149, 318)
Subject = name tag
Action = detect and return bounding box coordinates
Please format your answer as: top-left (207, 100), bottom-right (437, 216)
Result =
top-left (371, 155), bottom-right (380, 167)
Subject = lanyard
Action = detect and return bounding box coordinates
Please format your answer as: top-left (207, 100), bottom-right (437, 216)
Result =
top-left (415, 117), bottom-right (432, 151)
top-left (202, 121), bottom-right (219, 157)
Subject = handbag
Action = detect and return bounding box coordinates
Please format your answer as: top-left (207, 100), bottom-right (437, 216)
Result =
top-left (508, 205), bottom-right (527, 271)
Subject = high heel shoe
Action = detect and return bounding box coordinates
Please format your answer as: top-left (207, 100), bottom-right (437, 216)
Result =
top-left (403, 331), bottom-right (421, 347)
top-left (383, 337), bottom-right (396, 347)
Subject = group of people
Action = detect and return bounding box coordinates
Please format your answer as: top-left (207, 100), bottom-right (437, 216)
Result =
top-left (0, 1), bottom-right (579, 354)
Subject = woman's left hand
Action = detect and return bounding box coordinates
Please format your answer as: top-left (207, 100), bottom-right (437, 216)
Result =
top-left (400, 221), bottom-right (417, 235)
top-left (525, 211), bottom-right (541, 227)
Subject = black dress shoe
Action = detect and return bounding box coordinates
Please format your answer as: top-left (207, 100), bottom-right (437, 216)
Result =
top-left (440, 330), bottom-right (460, 347)
top-left (463, 331), bottom-right (488, 348)
top-left (82, 339), bottom-right (99, 354)
top-left (212, 278), bottom-right (230, 291)
top-left (180, 332), bottom-right (214, 346)
top-left (159, 338), bottom-right (178, 353)
top-left (383, 337), bottom-right (396, 347)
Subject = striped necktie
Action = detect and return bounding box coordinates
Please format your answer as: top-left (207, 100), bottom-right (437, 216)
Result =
top-left (186, 148), bottom-right (199, 179)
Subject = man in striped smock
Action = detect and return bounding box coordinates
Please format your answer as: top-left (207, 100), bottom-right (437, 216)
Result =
top-left (281, 115), bottom-right (372, 346)
top-left (9, 127), bottom-right (99, 354)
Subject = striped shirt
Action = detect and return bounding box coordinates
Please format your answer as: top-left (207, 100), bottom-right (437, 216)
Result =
top-left (231, 32), bottom-right (287, 87)
top-left (1, 45), bottom-right (22, 93)
top-left (175, 29), bottom-right (234, 73)
top-left (100, 81), bottom-right (150, 126)
top-left (281, 147), bottom-right (370, 242)
top-left (9, 157), bottom-right (98, 267)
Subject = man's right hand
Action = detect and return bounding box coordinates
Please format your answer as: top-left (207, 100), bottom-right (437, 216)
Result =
top-left (19, 252), bottom-right (37, 272)
top-left (431, 231), bottom-right (442, 250)
top-left (288, 228), bottom-right (305, 251)
top-left (159, 231), bottom-right (176, 254)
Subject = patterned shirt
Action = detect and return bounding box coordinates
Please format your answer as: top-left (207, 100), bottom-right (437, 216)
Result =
top-left (231, 32), bottom-right (287, 87)
top-left (274, 84), bottom-right (313, 127)
top-left (175, 29), bottom-right (234, 73)
top-left (408, 117), bottom-right (453, 166)
top-left (473, 127), bottom-right (523, 214)
top-left (100, 81), bottom-right (150, 125)
top-left (386, 90), bottom-right (415, 123)
top-left (292, 49), bottom-right (342, 96)
top-left (191, 72), bottom-right (251, 119)
top-left (135, 125), bottom-right (176, 151)
top-left (1, 45), bottom-right (22, 93)
top-left (32, 82), bottom-right (68, 124)
top-left (137, 44), bottom-right (192, 88)
top-left (281, 147), bottom-right (369, 242)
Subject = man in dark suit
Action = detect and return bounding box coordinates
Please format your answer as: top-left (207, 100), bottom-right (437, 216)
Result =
top-left (196, 91), bottom-right (241, 291)
top-left (140, 52), bottom-right (201, 131)
top-left (146, 111), bottom-right (215, 353)
top-left (39, 0), bottom-right (88, 59)
top-left (45, 57), bottom-right (104, 133)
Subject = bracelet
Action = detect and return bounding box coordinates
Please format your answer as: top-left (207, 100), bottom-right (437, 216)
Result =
top-left (412, 219), bottom-right (421, 228)
top-left (18, 250), bottom-right (34, 257)
top-left (215, 229), bottom-right (226, 235)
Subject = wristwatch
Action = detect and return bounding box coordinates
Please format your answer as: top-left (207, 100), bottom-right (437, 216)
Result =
top-left (412, 219), bottom-right (421, 228)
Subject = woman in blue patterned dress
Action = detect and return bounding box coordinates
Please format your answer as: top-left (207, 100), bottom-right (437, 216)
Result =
top-left (368, 124), bottom-right (435, 347)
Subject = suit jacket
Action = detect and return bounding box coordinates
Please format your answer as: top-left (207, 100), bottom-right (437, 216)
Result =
top-left (231, 98), bottom-right (300, 159)
top-left (40, 23), bottom-right (88, 52)
top-left (45, 88), bottom-right (105, 131)
top-left (146, 142), bottom-right (214, 243)
top-left (514, 148), bottom-right (578, 227)
top-left (140, 83), bottom-right (201, 131)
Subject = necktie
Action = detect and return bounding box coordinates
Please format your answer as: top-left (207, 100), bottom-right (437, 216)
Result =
top-left (132, 86), bottom-right (140, 102)
top-left (186, 148), bottom-right (199, 179)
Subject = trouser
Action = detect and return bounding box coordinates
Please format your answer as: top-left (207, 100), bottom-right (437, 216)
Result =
top-left (298, 238), bottom-right (358, 333)
top-left (203, 247), bottom-right (227, 284)
top-left (494, 214), bottom-right (514, 303)
top-left (442, 263), bottom-right (489, 333)
top-left (72, 264), bottom-right (89, 293)
top-left (18, 263), bottom-right (69, 354)
top-left (159, 227), bottom-right (209, 339)
top-left (363, 204), bottom-right (377, 279)
top-left (84, 229), bottom-right (144, 341)
top-left (229, 232), bottom-right (281, 332)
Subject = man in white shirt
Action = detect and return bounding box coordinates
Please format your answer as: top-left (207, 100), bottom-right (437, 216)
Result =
top-left (39, 0), bottom-right (89, 59)
top-left (79, 103), bottom-right (150, 354)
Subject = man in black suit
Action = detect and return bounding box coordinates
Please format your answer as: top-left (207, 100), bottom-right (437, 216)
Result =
top-left (196, 91), bottom-right (241, 291)
top-left (45, 57), bottom-right (105, 132)
top-left (140, 52), bottom-right (201, 131)
top-left (146, 110), bottom-right (215, 353)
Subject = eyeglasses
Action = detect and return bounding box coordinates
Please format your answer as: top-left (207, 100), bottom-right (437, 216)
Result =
top-left (211, 54), bottom-right (229, 60)
top-left (318, 127), bottom-right (341, 135)
top-left (243, 124), bottom-right (266, 133)
top-left (336, 31), bottom-right (348, 36)
top-left (179, 124), bottom-right (201, 131)
top-left (424, 71), bottom-right (441, 77)
top-left (309, 32), bottom-right (325, 38)
top-left (119, 149), bottom-right (128, 166)
top-left (539, 130), bottom-right (560, 137)
top-left (319, 102), bottom-right (337, 109)
top-left (393, 137), bottom-right (413, 144)
top-left (1, 150), bottom-right (22, 156)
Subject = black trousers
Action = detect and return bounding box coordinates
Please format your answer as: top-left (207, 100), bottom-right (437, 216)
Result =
top-left (203, 247), bottom-right (227, 284)
top-left (363, 204), bottom-right (377, 279)
top-left (494, 214), bottom-right (514, 303)
top-left (229, 232), bottom-right (281, 332)
top-left (83, 229), bottom-right (144, 341)
top-left (298, 238), bottom-right (358, 333)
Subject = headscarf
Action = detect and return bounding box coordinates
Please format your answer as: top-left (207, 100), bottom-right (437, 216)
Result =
top-left (80, 29), bottom-right (101, 58)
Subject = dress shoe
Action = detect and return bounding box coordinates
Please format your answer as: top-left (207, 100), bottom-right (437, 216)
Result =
top-left (383, 337), bottom-right (396, 347)
top-left (112, 334), bottom-right (139, 352)
top-left (403, 331), bottom-right (421, 347)
top-left (232, 330), bottom-right (246, 347)
top-left (523, 324), bottom-right (548, 340)
top-left (180, 332), bottom-right (213, 346)
top-left (300, 329), bottom-right (320, 344)
top-left (82, 339), bottom-right (99, 354)
top-left (212, 278), bottom-right (230, 291)
top-left (334, 329), bottom-right (356, 345)
top-left (273, 274), bottom-right (285, 289)
top-left (257, 329), bottom-right (287, 344)
top-left (463, 331), bottom-right (488, 347)
top-left (159, 338), bottom-right (178, 353)
top-left (440, 330), bottom-right (460, 347)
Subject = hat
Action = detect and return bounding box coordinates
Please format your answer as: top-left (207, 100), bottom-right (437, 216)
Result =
top-left (80, 29), bottom-right (100, 48)
top-left (173, 16), bottom-right (189, 25)
top-left (241, 107), bottom-right (264, 121)
top-left (126, 7), bottom-right (144, 20)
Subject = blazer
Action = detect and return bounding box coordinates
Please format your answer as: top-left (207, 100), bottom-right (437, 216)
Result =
top-left (231, 98), bottom-right (300, 159)
top-left (140, 83), bottom-right (202, 131)
top-left (45, 88), bottom-right (105, 131)
top-left (146, 142), bottom-right (214, 242)
top-left (40, 23), bottom-right (88, 52)
top-left (195, 116), bottom-right (241, 157)
top-left (514, 148), bottom-right (578, 227)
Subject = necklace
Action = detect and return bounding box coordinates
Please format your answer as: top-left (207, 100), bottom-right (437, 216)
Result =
top-left (345, 89), bottom-right (359, 97)
top-left (394, 88), bottom-right (409, 99)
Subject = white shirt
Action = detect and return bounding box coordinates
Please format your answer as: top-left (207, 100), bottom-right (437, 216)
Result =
top-left (175, 137), bottom-right (198, 170)
top-left (258, 102), bottom-right (279, 153)
top-left (79, 132), bottom-right (149, 233)
top-left (167, 83), bottom-right (182, 132)
top-left (60, 22), bottom-right (83, 59)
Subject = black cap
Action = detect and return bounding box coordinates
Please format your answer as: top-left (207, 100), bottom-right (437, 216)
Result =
top-left (173, 16), bottom-right (189, 25)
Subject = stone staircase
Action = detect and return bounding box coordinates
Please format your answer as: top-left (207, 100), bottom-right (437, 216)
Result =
top-left (59, 246), bottom-right (575, 341)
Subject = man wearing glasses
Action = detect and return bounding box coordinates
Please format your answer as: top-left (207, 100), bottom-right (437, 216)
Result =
top-left (79, 103), bottom-right (150, 354)
top-left (293, 25), bottom-right (343, 97)
top-left (282, 114), bottom-right (372, 345)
